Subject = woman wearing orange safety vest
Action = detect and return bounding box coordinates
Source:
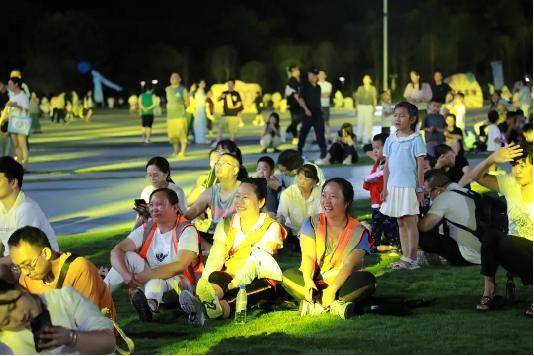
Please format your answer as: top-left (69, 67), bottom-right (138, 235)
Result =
top-left (180, 178), bottom-right (286, 322)
top-left (282, 178), bottom-right (376, 319)
top-left (104, 188), bottom-right (202, 323)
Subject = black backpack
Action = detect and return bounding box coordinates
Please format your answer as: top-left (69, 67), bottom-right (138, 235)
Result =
top-left (447, 189), bottom-right (508, 237)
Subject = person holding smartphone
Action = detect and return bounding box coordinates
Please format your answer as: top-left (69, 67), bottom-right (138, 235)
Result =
top-left (0, 280), bottom-right (115, 354)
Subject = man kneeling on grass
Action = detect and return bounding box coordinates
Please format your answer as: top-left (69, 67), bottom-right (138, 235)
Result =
top-left (179, 178), bottom-right (285, 322)
top-left (104, 188), bottom-right (202, 322)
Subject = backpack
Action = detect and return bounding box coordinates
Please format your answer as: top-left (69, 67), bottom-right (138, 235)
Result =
top-left (447, 189), bottom-right (508, 237)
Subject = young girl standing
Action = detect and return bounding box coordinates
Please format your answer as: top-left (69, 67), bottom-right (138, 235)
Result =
top-left (380, 102), bottom-right (426, 269)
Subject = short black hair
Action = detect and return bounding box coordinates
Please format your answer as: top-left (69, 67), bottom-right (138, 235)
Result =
top-left (8, 226), bottom-right (51, 249)
top-left (257, 156), bottom-right (275, 170)
top-left (455, 92), bottom-right (465, 98)
top-left (227, 78), bottom-right (236, 84)
top-left (506, 111), bottom-right (516, 120)
top-left (434, 144), bottom-right (453, 158)
top-left (149, 188), bottom-right (181, 212)
top-left (297, 164), bottom-right (319, 182)
top-left (0, 280), bottom-right (19, 297)
top-left (515, 109), bottom-right (524, 117)
top-left (523, 123), bottom-right (533, 133)
top-left (277, 149), bottom-right (303, 171)
top-left (372, 133), bottom-right (389, 146)
top-left (446, 113), bottom-right (457, 122)
top-left (394, 101), bottom-right (419, 130)
top-left (8, 77), bottom-right (22, 87)
top-left (487, 110), bottom-right (499, 124)
top-left (510, 142), bottom-right (533, 166)
top-left (322, 178), bottom-right (354, 214)
top-left (425, 169), bottom-right (451, 190)
top-left (0, 156), bottom-right (24, 188)
top-left (240, 177), bottom-right (267, 201)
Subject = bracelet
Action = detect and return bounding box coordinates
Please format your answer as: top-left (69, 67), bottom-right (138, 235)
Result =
top-left (68, 330), bottom-right (78, 348)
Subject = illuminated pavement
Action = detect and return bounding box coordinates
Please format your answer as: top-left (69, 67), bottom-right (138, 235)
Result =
top-left (22, 109), bottom-right (485, 236)
top-left (20, 110), bottom-right (373, 236)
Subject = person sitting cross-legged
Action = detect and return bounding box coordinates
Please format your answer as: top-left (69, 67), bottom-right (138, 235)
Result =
top-left (179, 178), bottom-right (285, 321)
top-left (282, 178), bottom-right (376, 319)
top-left (104, 188), bottom-right (201, 322)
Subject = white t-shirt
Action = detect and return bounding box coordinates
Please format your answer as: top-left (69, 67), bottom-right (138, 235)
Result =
top-left (452, 103), bottom-right (466, 130)
top-left (128, 222), bottom-right (199, 268)
top-left (497, 174), bottom-right (533, 240)
top-left (0, 191), bottom-right (58, 255)
top-left (485, 124), bottom-right (502, 152)
top-left (318, 80), bottom-right (332, 108)
top-left (140, 182), bottom-right (187, 213)
top-left (0, 286), bottom-right (113, 355)
top-left (277, 184), bottom-right (322, 235)
top-left (7, 91), bottom-right (29, 118)
top-left (428, 183), bottom-right (481, 264)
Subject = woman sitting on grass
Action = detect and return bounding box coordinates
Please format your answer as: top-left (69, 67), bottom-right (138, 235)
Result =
top-left (461, 144), bottom-right (532, 315)
top-left (282, 178), bottom-right (376, 319)
top-left (179, 178), bottom-right (285, 321)
top-left (0, 280), bottom-right (115, 354)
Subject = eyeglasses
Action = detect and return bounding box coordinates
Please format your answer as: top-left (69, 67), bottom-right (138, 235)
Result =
top-left (215, 161), bottom-right (236, 169)
top-left (10, 250), bottom-right (44, 274)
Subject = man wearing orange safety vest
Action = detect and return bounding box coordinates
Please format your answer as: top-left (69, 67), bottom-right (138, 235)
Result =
top-left (104, 188), bottom-right (202, 323)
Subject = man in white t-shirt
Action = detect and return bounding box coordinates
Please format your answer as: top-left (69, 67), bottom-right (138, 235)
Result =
top-left (0, 156), bottom-right (57, 261)
top-left (318, 71), bottom-right (333, 141)
top-left (485, 110), bottom-right (503, 152)
top-left (104, 188), bottom-right (200, 322)
top-left (418, 170), bottom-right (481, 265)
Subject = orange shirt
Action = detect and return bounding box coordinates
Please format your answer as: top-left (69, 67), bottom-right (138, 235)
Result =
top-left (19, 252), bottom-right (116, 321)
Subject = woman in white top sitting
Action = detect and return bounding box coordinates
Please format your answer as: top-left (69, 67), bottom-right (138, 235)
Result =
top-left (276, 164), bottom-right (322, 247)
top-left (0, 281), bottom-right (115, 354)
top-left (135, 156), bottom-right (187, 228)
top-left (179, 178), bottom-right (285, 321)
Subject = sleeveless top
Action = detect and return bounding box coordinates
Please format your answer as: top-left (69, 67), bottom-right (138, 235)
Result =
top-left (166, 85), bottom-right (186, 118)
top-left (208, 183), bottom-right (238, 234)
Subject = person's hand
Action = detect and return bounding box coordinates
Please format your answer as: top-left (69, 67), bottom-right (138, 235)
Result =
top-left (303, 277), bottom-right (317, 302)
top-left (380, 188), bottom-right (388, 202)
top-left (134, 268), bottom-right (152, 284)
top-left (6, 101), bottom-right (15, 108)
top-left (417, 192), bottom-right (424, 206)
top-left (304, 108), bottom-right (312, 117)
top-left (435, 154), bottom-right (448, 169)
top-left (38, 326), bottom-right (72, 350)
top-left (123, 271), bottom-right (141, 288)
top-left (321, 285), bottom-right (337, 308)
top-left (490, 145), bottom-right (523, 164)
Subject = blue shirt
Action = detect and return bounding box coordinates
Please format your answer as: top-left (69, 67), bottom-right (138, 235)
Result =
top-left (384, 132), bottom-right (426, 188)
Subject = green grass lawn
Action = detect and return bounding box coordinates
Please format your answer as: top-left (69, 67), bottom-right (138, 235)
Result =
top-left (58, 200), bottom-right (533, 355)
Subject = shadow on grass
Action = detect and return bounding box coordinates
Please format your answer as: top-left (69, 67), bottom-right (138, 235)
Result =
top-left (207, 332), bottom-right (305, 354)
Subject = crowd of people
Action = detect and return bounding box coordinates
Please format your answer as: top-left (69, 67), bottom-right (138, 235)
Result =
top-left (0, 64), bottom-right (532, 353)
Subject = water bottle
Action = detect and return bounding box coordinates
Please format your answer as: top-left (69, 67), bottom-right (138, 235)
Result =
top-left (234, 285), bottom-right (247, 324)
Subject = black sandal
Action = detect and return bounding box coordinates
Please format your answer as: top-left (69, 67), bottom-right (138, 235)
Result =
top-left (476, 296), bottom-right (493, 311)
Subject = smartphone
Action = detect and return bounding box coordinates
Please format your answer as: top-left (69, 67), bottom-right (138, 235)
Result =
top-left (30, 309), bottom-right (52, 352)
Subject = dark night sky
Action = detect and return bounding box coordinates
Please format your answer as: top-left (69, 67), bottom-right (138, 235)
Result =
top-left (1, 0), bottom-right (532, 94)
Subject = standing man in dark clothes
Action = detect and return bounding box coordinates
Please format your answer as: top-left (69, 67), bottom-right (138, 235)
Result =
top-left (297, 67), bottom-right (327, 160)
top-left (430, 71), bottom-right (453, 104)
top-left (217, 79), bottom-right (243, 142)
top-left (285, 65), bottom-right (303, 145)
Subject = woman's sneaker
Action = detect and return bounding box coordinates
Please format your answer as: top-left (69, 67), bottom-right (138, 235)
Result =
top-left (329, 300), bottom-right (355, 319)
top-left (299, 300), bottom-right (325, 316)
top-left (196, 279), bottom-right (223, 319)
top-left (130, 288), bottom-right (153, 322)
top-left (179, 290), bottom-right (206, 326)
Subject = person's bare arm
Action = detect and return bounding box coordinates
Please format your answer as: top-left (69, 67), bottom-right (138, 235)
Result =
top-left (109, 238), bottom-right (139, 287)
top-left (137, 250), bottom-right (197, 281)
top-left (299, 235), bottom-right (317, 299)
top-left (380, 158), bottom-right (389, 201)
top-left (184, 89), bottom-right (190, 108)
top-left (184, 188), bottom-right (211, 220)
top-left (418, 213), bottom-right (443, 232)
top-left (322, 249), bottom-right (366, 307)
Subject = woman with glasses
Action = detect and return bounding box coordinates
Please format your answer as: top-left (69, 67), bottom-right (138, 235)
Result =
top-left (0, 279), bottom-right (115, 354)
top-left (180, 178), bottom-right (285, 321)
top-left (135, 157), bottom-right (187, 229)
top-left (185, 153), bottom-right (242, 246)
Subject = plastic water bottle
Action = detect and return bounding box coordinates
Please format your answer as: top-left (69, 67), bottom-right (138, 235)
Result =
top-left (234, 285), bottom-right (247, 324)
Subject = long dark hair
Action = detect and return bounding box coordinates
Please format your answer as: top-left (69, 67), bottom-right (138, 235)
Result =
top-left (146, 156), bottom-right (174, 183)
top-left (268, 112), bottom-right (280, 130)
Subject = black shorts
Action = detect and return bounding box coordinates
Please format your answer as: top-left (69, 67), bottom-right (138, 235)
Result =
top-left (141, 114), bottom-right (154, 127)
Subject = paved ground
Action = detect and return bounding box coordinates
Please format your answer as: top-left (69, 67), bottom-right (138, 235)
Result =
top-left (22, 108), bottom-right (487, 236)
top-left (22, 109), bottom-right (379, 236)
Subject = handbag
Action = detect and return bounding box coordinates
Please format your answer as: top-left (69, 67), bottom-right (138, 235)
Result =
top-left (7, 114), bottom-right (32, 135)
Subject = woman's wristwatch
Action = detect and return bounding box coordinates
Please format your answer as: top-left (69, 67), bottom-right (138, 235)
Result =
top-left (415, 186), bottom-right (424, 193)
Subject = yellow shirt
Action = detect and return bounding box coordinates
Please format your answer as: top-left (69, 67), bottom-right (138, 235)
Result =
top-left (19, 252), bottom-right (116, 320)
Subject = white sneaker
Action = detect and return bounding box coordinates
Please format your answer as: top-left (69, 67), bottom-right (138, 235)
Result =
top-left (342, 157), bottom-right (352, 165)
top-left (329, 300), bottom-right (355, 319)
top-left (179, 290), bottom-right (206, 326)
